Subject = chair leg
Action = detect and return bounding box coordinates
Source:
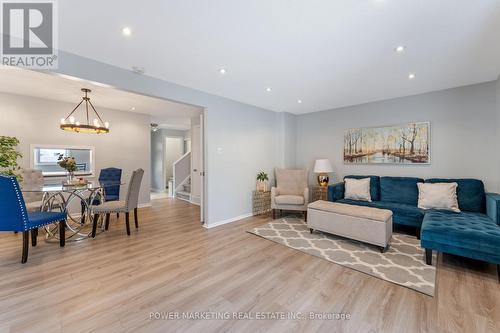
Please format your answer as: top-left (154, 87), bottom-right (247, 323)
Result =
top-left (280, 209), bottom-right (283, 217)
top-left (134, 208), bottom-right (138, 228)
top-left (497, 264), bottom-right (500, 283)
top-left (59, 220), bottom-right (66, 247)
top-left (310, 228), bottom-right (313, 234)
top-left (91, 214), bottom-right (99, 238)
top-left (21, 231), bottom-right (29, 264)
top-left (304, 211), bottom-right (307, 222)
top-left (425, 249), bottom-right (432, 265)
top-left (31, 228), bottom-right (38, 247)
top-left (81, 204), bottom-right (86, 224)
top-left (117, 213), bottom-right (120, 219)
top-left (105, 213), bottom-right (110, 230)
top-left (416, 227), bottom-right (421, 240)
top-left (272, 209), bottom-right (276, 219)
top-left (125, 212), bottom-right (131, 236)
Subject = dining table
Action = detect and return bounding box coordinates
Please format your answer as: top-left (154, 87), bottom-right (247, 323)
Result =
top-left (21, 180), bottom-right (124, 242)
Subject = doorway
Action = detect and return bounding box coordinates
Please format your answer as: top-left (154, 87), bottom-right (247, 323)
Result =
top-left (164, 136), bottom-right (184, 195)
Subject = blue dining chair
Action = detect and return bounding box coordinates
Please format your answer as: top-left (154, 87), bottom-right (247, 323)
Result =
top-left (0, 175), bottom-right (67, 263)
top-left (81, 168), bottom-right (122, 221)
top-left (98, 167), bottom-right (122, 202)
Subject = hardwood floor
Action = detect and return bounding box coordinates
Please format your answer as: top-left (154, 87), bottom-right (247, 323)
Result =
top-left (0, 198), bottom-right (498, 333)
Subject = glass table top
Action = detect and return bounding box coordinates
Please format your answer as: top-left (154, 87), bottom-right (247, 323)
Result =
top-left (21, 181), bottom-right (124, 192)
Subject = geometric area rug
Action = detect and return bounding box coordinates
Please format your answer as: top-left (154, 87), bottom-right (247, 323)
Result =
top-left (248, 217), bottom-right (437, 296)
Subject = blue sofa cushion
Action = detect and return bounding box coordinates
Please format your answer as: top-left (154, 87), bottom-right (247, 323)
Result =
top-left (344, 175), bottom-right (380, 201)
top-left (328, 182), bottom-right (345, 202)
top-left (337, 198), bottom-right (425, 227)
top-left (421, 210), bottom-right (500, 257)
top-left (425, 178), bottom-right (485, 213)
top-left (380, 176), bottom-right (424, 206)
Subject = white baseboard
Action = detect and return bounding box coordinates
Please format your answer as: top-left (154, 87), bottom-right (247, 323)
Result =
top-left (138, 202), bottom-right (152, 208)
top-left (203, 213), bottom-right (253, 229)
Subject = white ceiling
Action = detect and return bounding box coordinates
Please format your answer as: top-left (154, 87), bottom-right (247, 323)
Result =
top-left (0, 67), bottom-right (202, 130)
top-left (56, 0), bottom-right (500, 114)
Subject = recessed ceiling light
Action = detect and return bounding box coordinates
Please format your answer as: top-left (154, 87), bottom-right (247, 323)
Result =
top-left (297, 99), bottom-right (302, 104)
top-left (395, 45), bottom-right (406, 53)
top-left (408, 73), bottom-right (416, 79)
top-left (132, 66), bottom-right (145, 74)
top-left (266, 87), bottom-right (272, 92)
top-left (131, 107), bottom-right (136, 111)
top-left (122, 27), bottom-right (132, 36)
top-left (219, 68), bottom-right (226, 75)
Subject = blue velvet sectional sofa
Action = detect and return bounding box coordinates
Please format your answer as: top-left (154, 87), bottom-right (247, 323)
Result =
top-left (328, 175), bottom-right (500, 280)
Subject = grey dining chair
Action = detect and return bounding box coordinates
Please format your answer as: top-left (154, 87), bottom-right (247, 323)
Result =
top-left (21, 169), bottom-right (45, 212)
top-left (91, 168), bottom-right (144, 237)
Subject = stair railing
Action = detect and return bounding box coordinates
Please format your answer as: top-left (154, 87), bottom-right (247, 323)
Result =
top-left (173, 151), bottom-right (191, 197)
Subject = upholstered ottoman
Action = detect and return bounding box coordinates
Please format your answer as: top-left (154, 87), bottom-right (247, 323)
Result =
top-left (307, 200), bottom-right (393, 252)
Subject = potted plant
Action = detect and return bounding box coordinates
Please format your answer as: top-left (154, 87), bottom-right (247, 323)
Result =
top-left (57, 154), bottom-right (78, 183)
top-left (0, 136), bottom-right (22, 181)
top-left (256, 171), bottom-right (269, 192)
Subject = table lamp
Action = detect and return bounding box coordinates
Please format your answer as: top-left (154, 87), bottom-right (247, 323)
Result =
top-left (313, 159), bottom-right (333, 186)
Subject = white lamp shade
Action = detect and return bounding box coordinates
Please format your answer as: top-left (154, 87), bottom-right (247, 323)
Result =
top-left (313, 159), bottom-right (333, 173)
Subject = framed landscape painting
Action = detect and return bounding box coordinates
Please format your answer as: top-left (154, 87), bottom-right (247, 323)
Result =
top-left (344, 122), bottom-right (430, 164)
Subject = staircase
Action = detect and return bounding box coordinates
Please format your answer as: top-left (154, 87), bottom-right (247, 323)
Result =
top-left (173, 151), bottom-right (191, 202)
top-left (175, 177), bottom-right (191, 201)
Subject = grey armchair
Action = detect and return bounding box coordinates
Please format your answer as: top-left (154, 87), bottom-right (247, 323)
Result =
top-left (271, 168), bottom-right (309, 221)
top-left (91, 168), bottom-right (144, 237)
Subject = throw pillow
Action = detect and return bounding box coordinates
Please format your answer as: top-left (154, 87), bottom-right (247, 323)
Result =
top-left (417, 182), bottom-right (460, 212)
top-left (344, 178), bottom-right (372, 202)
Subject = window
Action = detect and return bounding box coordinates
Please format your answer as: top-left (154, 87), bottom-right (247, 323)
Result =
top-left (31, 145), bottom-right (95, 177)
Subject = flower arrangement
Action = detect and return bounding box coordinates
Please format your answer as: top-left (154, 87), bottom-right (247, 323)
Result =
top-left (256, 171), bottom-right (269, 192)
top-left (0, 136), bottom-right (22, 181)
top-left (57, 154), bottom-right (78, 173)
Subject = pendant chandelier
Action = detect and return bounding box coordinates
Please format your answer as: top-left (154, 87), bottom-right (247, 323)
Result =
top-left (60, 88), bottom-right (109, 134)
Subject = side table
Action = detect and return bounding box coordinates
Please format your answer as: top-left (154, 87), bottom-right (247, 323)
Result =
top-left (252, 191), bottom-right (271, 216)
top-left (311, 186), bottom-right (328, 202)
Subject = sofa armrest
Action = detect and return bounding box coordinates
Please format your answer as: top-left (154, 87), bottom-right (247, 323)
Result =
top-left (303, 187), bottom-right (309, 205)
top-left (486, 193), bottom-right (500, 225)
top-left (271, 187), bottom-right (278, 207)
top-left (328, 182), bottom-right (345, 202)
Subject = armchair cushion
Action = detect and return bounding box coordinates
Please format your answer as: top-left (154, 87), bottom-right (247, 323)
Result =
top-left (275, 195), bottom-right (305, 205)
top-left (275, 168), bottom-right (308, 195)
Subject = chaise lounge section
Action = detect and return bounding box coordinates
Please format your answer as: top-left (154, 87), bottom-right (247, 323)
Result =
top-left (328, 176), bottom-right (500, 280)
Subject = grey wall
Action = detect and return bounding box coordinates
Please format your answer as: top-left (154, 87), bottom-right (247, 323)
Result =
top-left (0, 92), bottom-right (152, 205)
top-left (53, 51), bottom-right (283, 225)
top-left (274, 112), bottom-right (297, 172)
top-left (497, 75), bottom-right (500, 191)
top-left (151, 128), bottom-right (188, 191)
top-left (295, 82), bottom-right (499, 191)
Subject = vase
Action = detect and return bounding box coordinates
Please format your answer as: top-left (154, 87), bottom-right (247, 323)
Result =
top-left (67, 171), bottom-right (75, 182)
top-left (256, 180), bottom-right (268, 192)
